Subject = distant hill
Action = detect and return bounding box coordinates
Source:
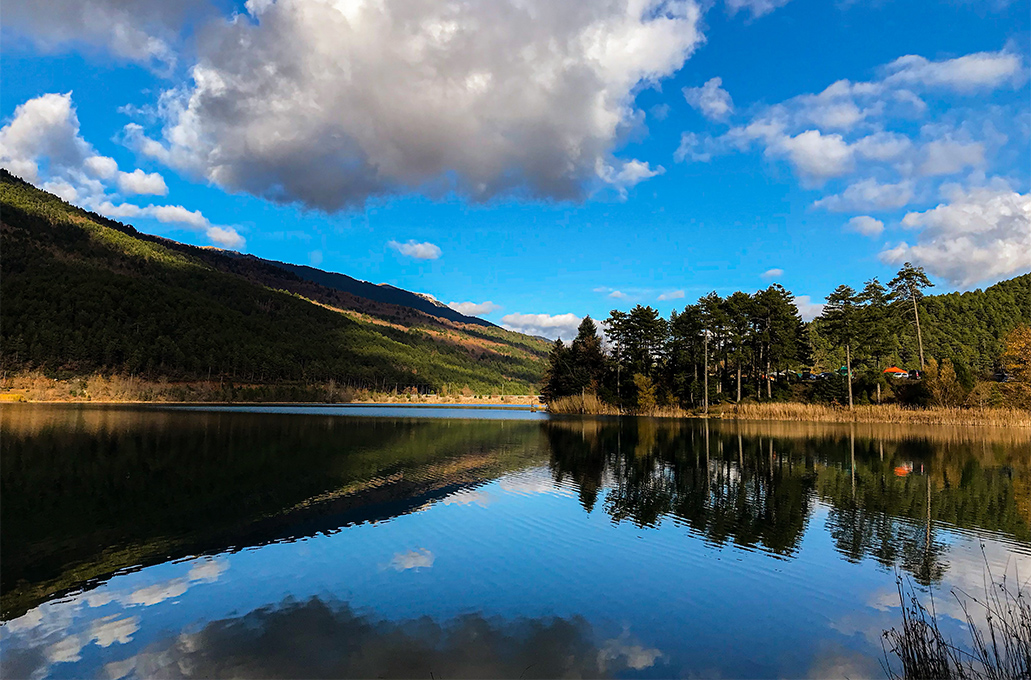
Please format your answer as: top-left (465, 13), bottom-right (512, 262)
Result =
top-left (0, 170), bottom-right (549, 391)
top-left (255, 258), bottom-right (494, 327)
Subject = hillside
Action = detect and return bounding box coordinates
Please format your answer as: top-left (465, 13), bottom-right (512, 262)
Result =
top-left (0, 171), bottom-right (550, 393)
top-left (919, 274), bottom-right (1031, 373)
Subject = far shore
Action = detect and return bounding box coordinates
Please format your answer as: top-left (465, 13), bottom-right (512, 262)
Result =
top-left (4, 393), bottom-right (1028, 428)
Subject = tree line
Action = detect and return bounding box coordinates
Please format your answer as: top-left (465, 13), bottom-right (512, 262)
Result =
top-left (544, 265), bottom-right (1031, 412)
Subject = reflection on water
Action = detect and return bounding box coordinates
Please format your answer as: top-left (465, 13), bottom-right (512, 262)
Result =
top-left (547, 418), bottom-right (1030, 581)
top-left (1, 405), bottom-right (1029, 679)
top-left (21, 598), bottom-right (657, 680)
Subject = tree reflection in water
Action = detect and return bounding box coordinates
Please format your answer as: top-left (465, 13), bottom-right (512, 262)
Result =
top-left (544, 418), bottom-right (1030, 584)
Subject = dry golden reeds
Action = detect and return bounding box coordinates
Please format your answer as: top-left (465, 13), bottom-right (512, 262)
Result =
top-left (727, 402), bottom-right (1030, 427)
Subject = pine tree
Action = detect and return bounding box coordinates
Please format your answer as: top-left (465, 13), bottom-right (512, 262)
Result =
top-left (824, 285), bottom-right (861, 409)
top-left (889, 263), bottom-right (934, 370)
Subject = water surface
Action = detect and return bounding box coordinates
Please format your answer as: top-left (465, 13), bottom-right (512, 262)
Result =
top-left (2, 404), bottom-right (1029, 678)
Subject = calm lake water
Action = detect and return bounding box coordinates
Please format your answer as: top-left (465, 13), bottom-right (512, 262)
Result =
top-left (2, 404), bottom-right (1029, 679)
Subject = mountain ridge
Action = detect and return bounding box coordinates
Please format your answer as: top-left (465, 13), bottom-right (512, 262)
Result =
top-left (0, 170), bottom-right (549, 391)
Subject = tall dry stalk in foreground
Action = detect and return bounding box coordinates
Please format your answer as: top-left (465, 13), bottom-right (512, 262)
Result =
top-left (882, 562), bottom-right (1031, 679)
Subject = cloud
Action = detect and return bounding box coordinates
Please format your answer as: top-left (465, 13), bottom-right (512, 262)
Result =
top-left (1, 0), bottom-right (211, 72)
top-left (845, 215), bottom-right (885, 237)
top-left (388, 240), bottom-right (442, 261)
top-left (677, 48), bottom-right (1023, 191)
top-left (657, 290), bottom-right (685, 301)
top-left (881, 185), bottom-right (1031, 287)
top-left (389, 548), bottom-right (435, 571)
top-left (918, 138), bottom-right (985, 176)
top-left (883, 51), bottom-right (1026, 92)
top-left (674, 132), bottom-right (711, 163)
top-left (794, 295), bottom-right (825, 321)
top-left (814, 178), bottom-right (914, 212)
top-left (608, 290), bottom-right (630, 299)
top-left (501, 312), bottom-right (583, 340)
top-left (1, 92), bottom-right (239, 249)
top-left (683, 77), bottom-right (734, 121)
top-left (131, 0), bottom-right (704, 210)
top-left (0, 92), bottom-right (92, 183)
top-left (853, 132), bottom-right (913, 161)
top-left (447, 301), bottom-right (500, 316)
top-left (96, 201), bottom-right (246, 249)
top-left (115, 169), bottom-right (168, 196)
top-left (724, 0), bottom-right (791, 18)
top-left (42, 179), bottom-right (78, 202)
top-left (596, 159), bottom-right (665, 196)
top-left (771, 130), bottom-right (854, 183)
top-left (649, 103), bottom-right (671, 121)
top-left (761, 268), bottom-right (783, 279)
top-left (84, 155), bottom-right (118, 179)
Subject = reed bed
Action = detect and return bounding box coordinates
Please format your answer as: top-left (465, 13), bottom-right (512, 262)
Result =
top-left (548, 394), bottom-right (694, 418)
top-left (728, 402), bottom-right (1031, 428)
top-left (547, 393), bottom-right (623, 415)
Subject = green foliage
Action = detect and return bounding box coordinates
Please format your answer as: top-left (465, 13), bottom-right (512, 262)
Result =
top-left (0, 171), bottom-right (548, 393)
top-left (542, 261), bottom-right (1030, 411)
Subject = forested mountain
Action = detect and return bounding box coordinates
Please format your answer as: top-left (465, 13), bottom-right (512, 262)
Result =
top-left (0, 171), bottom-right (549, 392)
top-left (259, 259), bottom-right (493, 327)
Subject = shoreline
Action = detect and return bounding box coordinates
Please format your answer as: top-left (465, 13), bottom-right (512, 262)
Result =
top-left (3, 397), bottom-right (1027, 427)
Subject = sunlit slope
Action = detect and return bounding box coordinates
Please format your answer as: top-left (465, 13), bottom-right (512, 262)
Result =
top-left (0, 170), bottom-right (549, 390)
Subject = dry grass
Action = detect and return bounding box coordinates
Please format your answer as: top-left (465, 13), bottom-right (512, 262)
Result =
top-left (0, 371), bottom-right (539, 405)
top-left (547, 393), bottom-right (622, 415)
top-left (547, 394), bottom-right (1029, 427)
top-left (726, 402), bottom-right (1030, 427)
top-left (547, 393), bottom-right (692, 418)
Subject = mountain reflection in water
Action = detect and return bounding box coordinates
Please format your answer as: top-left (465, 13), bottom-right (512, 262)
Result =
top-left (1, 405), bottom-right (1028, 679)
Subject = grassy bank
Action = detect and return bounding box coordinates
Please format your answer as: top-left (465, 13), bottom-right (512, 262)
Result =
top-left (547, 393), bottom-right (1029, 427)
top-left (0, 372), bottom-right (539, 405)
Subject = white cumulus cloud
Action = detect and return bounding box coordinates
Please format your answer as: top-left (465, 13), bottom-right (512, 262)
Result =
top-left (0, 92), bottom-right (92, 183)
top-left (881, 185), bottom-right (1031, 287)
top-left (1, 92), bottom-right (239, 249)
top-left (761, 268), bottom-right (783, 279)
top-left (388, 240), bottom-right (442, 260)
top-left (678, 48), bottom-right (1023, 196)
top-left (683, 77), bottom-right (734, 121)
top-left (883, 51), bottom-right (1026, 93)
top-left (657, 289), bottom-right (685, 301)
top-left (116, 168), bottom-right (168, 196)
top-left (846, 215), bottom-right (885, 237)
top-left (793, 295), bottom-right (825, 321)
top-left (772, 130), bottom-right (854, 183)
top-left (501, 312), bottom-right (583, 340)
top-left (127, 0), bottom-right (703, 210)
top-left (447, 301), bottom-right (500, 316)
top-left (918, 138), bottom-right (985, 176)
top-left (96, 201), bottom-right (245, 249)
top-left (814, 178), bottom-right (914, 212)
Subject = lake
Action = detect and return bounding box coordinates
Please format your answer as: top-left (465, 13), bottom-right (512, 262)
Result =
top-left (1, 404), bottom-right (1029, 679)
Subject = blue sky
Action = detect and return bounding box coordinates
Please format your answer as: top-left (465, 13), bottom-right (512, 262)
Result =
top-left (2, 0), bottom-right (1029, 338)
